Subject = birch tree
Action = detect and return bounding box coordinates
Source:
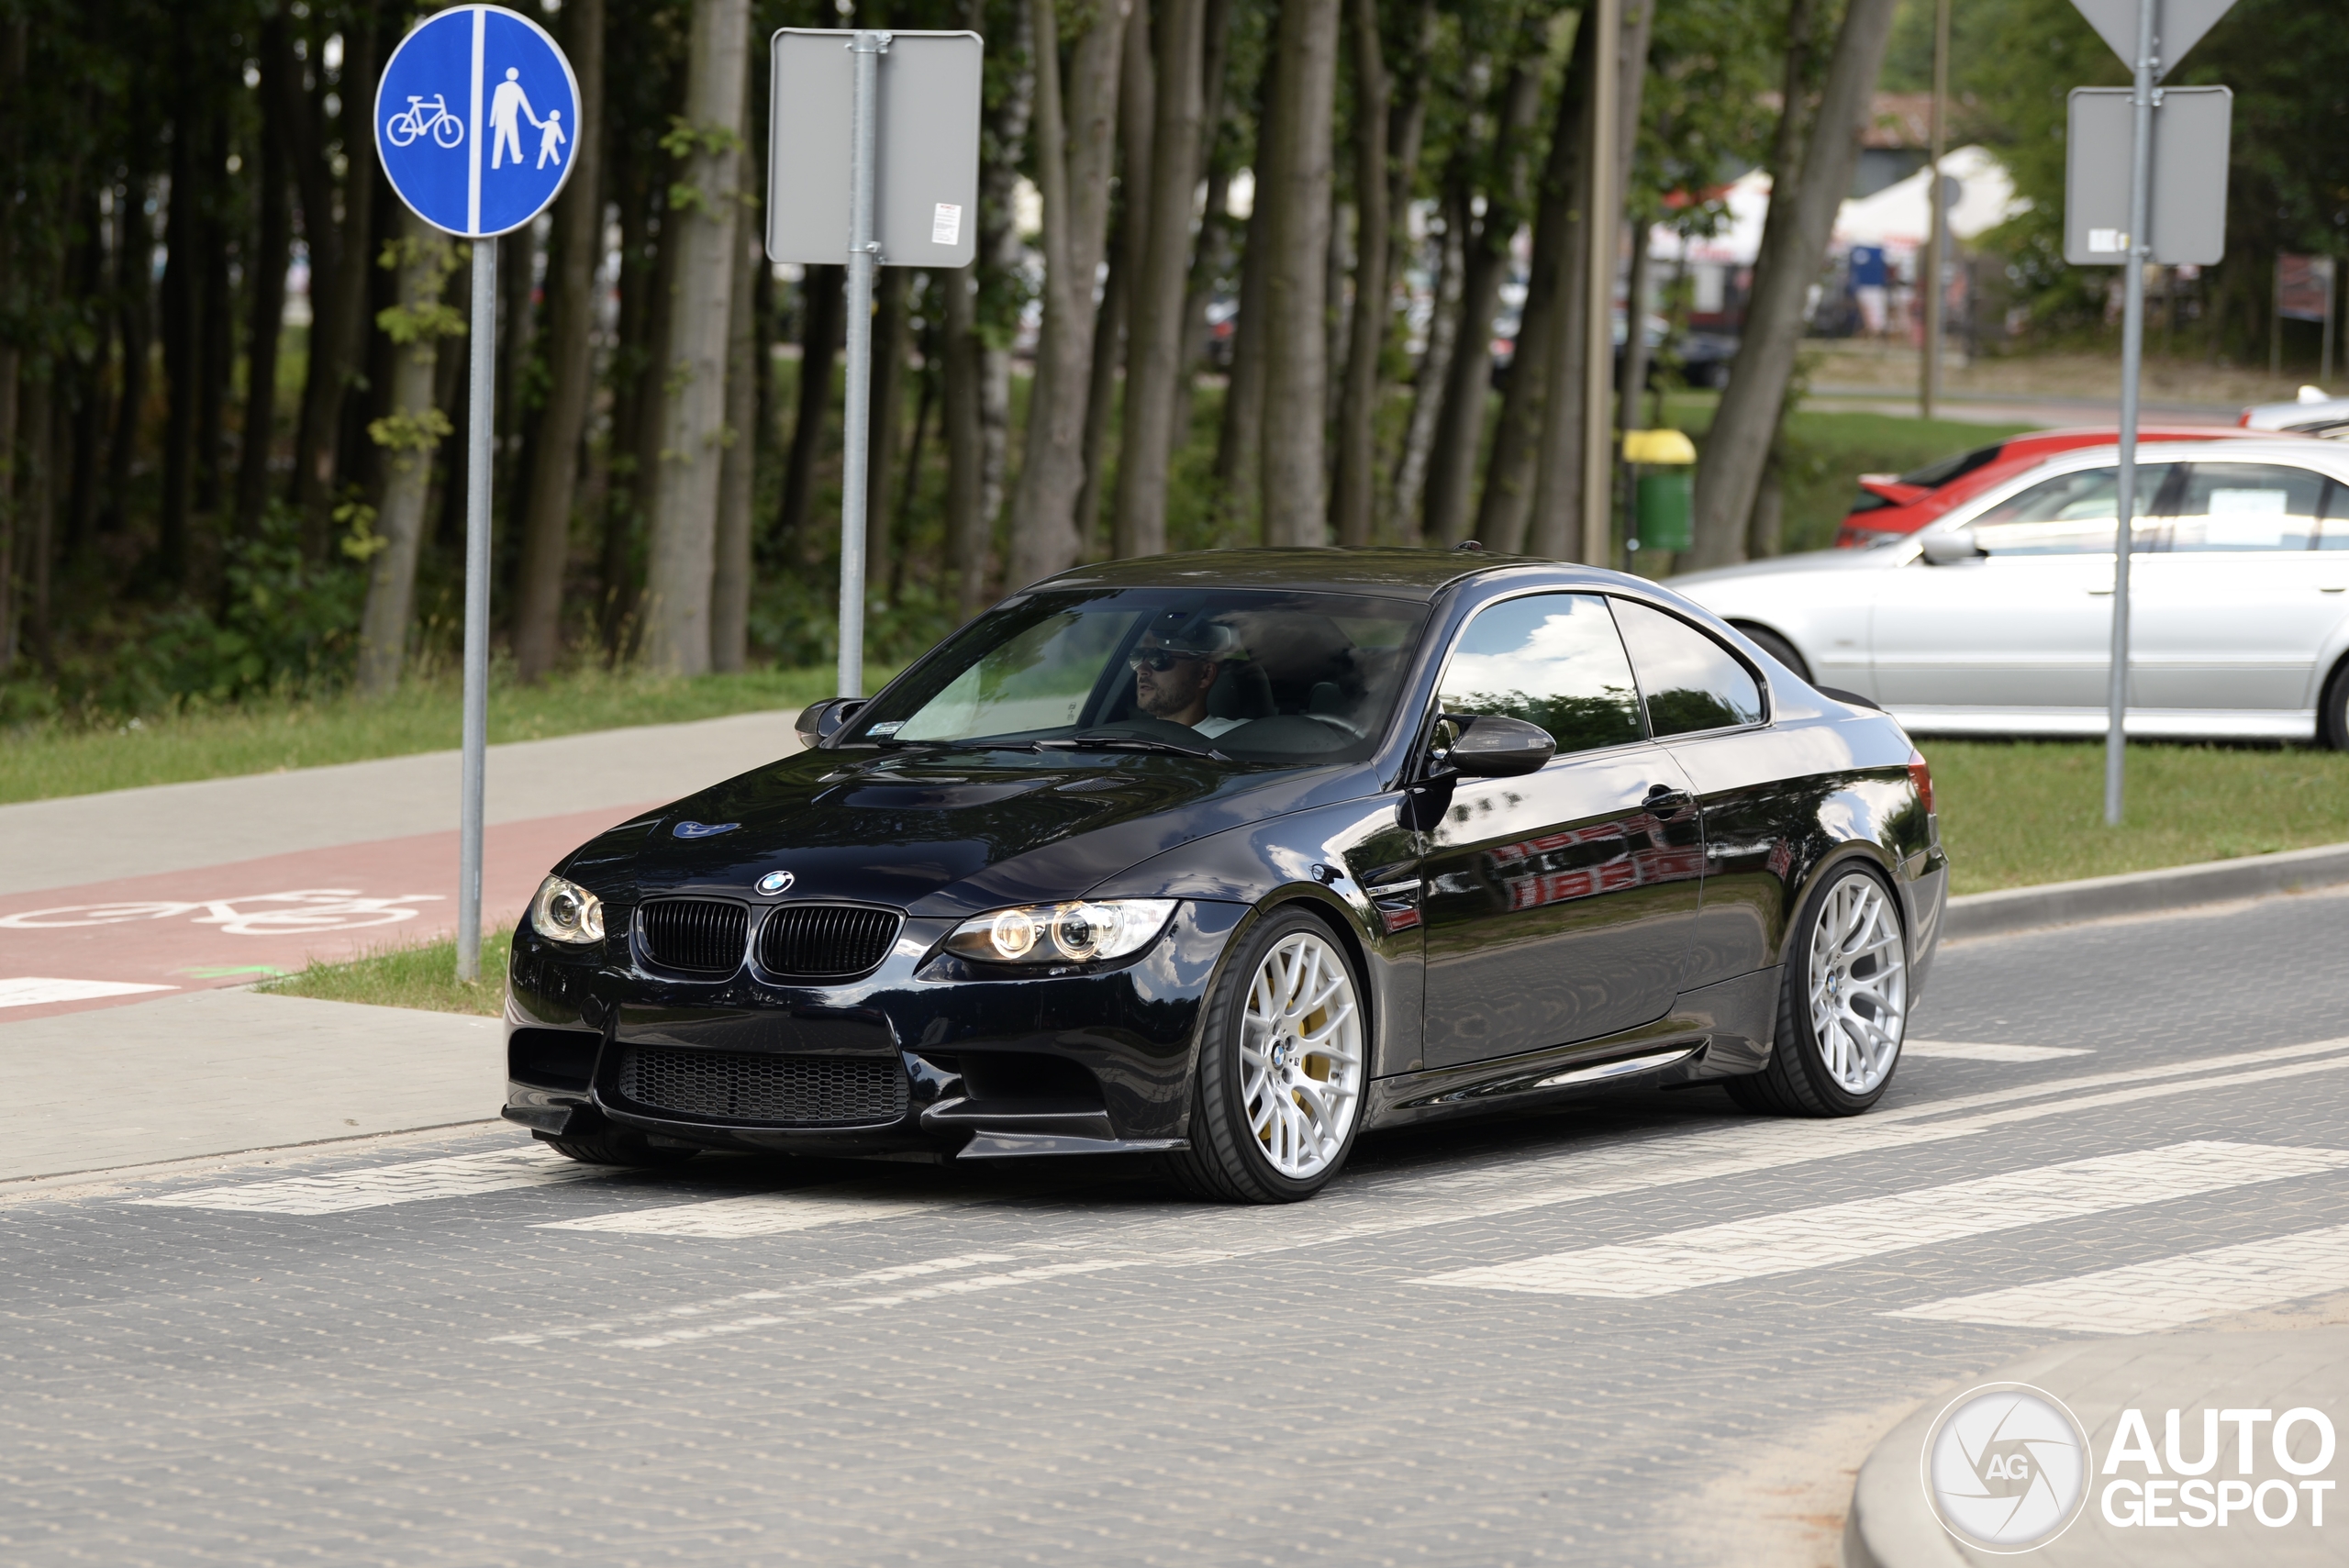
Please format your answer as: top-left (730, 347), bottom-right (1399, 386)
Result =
top-left (640, 0), bottom-right (751, 674)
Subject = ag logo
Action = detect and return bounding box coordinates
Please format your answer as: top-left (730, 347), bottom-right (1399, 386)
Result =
top-left (1922, 1383), bottom-right (2091, 1552)
top-left (756, 871), bottom-right (796, 895)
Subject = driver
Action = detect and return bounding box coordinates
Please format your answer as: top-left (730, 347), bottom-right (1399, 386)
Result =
top-left (1130, 617), bottom-right (1248, 738)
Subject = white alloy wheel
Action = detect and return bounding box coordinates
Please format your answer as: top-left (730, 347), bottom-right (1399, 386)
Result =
top-left (1807, 873), bottom-right (1909, 1095)
top-left (1238, 930), bottom-right (1365, 1180)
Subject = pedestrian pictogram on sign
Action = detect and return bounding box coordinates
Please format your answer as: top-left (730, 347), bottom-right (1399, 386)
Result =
top-left (374, 5), bottom-right (580, 239)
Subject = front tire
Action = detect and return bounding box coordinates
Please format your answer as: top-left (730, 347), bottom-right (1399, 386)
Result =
top-left (1166, 907), bottom-right (1369, 1203)
top-left (1727, 860), bottom-right (1909, 1118)
top-left (2321, 657), bottom-right (2349, 751)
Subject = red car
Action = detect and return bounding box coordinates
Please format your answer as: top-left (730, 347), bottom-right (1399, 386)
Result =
top-left (1833, 426), bottom-right (2286, 548)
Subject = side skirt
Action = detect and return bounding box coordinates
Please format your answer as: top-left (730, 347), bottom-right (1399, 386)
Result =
top-left (1361, 967), bottom-right (1783, 1129)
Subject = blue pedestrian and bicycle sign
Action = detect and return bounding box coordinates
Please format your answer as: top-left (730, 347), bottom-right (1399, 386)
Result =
top-left (374, 5), bottom-right (580, 238)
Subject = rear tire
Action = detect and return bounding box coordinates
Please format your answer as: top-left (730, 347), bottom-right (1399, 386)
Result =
top-left (538, 1127), bottom-right (700, 1167)
top-left (1735, 624), bottom-right (1813, 684)
top-left (1726, 860), bottom-right (1909, 1118)
top-left (1165, 907), bottom-right (1369, 1204)
top-left (2321, 657), bottom-right (2349, 751)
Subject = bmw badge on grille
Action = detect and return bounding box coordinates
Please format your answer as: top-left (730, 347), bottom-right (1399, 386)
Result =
top-left (757, 870), bottom-right (796, 895)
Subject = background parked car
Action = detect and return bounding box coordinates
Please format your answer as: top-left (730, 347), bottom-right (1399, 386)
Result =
top-left (1835, 426), bottom-right (2287, 548)
top-left (1675, 438), bottom-right (2349, 748)
top-left (2240, 387), bottom-right (2349, 434)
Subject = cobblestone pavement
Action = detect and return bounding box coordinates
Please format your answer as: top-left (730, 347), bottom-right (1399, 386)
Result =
top-left (5, 891), bottom-right (2348, 1567)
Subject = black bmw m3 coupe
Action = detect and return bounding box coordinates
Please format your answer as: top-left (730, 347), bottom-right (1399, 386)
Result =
top-left (505, 549), bottom-right (1947, 1203)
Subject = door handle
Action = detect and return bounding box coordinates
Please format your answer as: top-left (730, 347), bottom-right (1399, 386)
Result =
top-left (1643, 784), bottom-right (1694, 817)
top-left (2087, 587), bottom-right (2114, 595)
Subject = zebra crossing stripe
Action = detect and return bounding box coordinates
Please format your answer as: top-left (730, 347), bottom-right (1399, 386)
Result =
top-left (1888, 1223), bottom-right (2349, 1335)
top-left (129, 1148), bottom-right (609, 1216)
top-left (1412, 1141), bottom-right (2349, 1299)
top-left (535, 1183), bottom-right (996, 1238)
top-left (1902, 1040), bottom-right (2095, 1063)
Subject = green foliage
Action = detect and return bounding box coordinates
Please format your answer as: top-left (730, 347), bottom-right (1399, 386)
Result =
top-left (263, 928), bottom-right (514, 1018)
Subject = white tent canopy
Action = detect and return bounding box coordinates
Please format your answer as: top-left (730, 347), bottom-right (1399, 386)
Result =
top-left (1647, 146), bottom-right (2028, 270)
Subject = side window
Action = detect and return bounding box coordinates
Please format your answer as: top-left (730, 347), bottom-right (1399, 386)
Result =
top-left (1968, 464), bottom-right (2175, 556)
top-left (2165, 463), bottom-right (2330, 551)
top-left (1438, 593), bottom-right (1645, 756)
top-left (1609, 598), bottom-right (1764, 738)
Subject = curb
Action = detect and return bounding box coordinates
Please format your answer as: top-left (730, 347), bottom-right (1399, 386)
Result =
top-left (1943, 840), bottom-right (2349, 941)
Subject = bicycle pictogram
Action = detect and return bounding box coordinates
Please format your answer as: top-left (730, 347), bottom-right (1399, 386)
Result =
top-left (384, 93), bottom-right (465, 150)
top-left (0, 889), bottom-right (446, 936)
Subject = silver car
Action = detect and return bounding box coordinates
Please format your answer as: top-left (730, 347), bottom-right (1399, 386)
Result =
top-left (1671, 438), bottom-right (2349, 748)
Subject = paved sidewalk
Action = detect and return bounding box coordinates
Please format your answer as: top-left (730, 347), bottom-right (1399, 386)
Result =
top-left (0, 707), bottom-right (801, 896)
top-left (0, 987), bottom-right (500, 1183)
top-left (0, 710), bottom-right (802, 1023)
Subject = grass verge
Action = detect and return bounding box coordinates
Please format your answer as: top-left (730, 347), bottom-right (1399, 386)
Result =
top-left (0, 665), bottom-right (867, 806)
top-left (1930, 740), bottom-right (2349, 895)
top-left (262, 927), bottom-right (512, 1018)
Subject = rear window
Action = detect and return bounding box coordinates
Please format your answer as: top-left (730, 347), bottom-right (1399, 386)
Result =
top-left (1898, 443), bottom-right (2006, 489)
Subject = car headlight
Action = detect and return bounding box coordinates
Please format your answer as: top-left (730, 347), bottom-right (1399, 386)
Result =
top-left (529, 874), bottom-right (606, 945)
top-left (944, 898), bottom-right (1178, 965)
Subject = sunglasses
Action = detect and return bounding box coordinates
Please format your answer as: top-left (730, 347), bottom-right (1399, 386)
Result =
top-left (1129, 648), bottom-right (1210, 673)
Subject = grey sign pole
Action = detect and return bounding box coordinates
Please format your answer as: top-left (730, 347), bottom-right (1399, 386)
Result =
top-left (457, 237), bottom-right (496, 981)
top-left (2101, 0), bottom-right (2155, 828)
top-left (836, 30), bottom-right (885, 703)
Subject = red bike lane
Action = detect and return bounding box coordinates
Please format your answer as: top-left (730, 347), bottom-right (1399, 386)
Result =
top-left (0, 803), bottom-right (659, 1023)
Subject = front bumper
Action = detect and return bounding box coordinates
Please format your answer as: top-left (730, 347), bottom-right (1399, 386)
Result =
top-left (503, 899), bottom-right (1249, 1158)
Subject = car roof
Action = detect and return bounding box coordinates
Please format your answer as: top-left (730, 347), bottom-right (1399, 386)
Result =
top-left (1035, 547), bottom-right (1607, 602)
top-left (2004, 425), bottom-right (2276, 450)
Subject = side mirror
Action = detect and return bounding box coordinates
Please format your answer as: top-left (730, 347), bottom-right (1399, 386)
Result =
top-left (1443, 714), bottom-right (1556, 777)
top-left (794, 697), bottom-right (867, 747)
top-left (1918, 528), bottom-right (1985, 565)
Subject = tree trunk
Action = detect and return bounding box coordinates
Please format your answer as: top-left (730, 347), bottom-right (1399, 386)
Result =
top-left (236, 17), bottom-right (295, 538)
top-left (891, 336), bottom-right (935, 600)
top-left (513, 0), bottom-right (606, 681)
top-left (356, 213), bottom-right (455, 698)
top-left (1476, 17), bottom-right (1595, 554)
top-left (1618, 210), bottom-right (1653, 438)
top-left (864, 264), bottom-right (911, 602)
top-left (712, 209), bottom-right (760, 672)
top-left (1074, 242), bottom-right (1125, 556)
top-left (778, 264), bottom-right (842, 561)
top-left (290, 12), bottom-right (378, 555)
top-left (1213, 173), bottom-right (1270, 517)
top-left (1112, 0), bottom-right (1204, 560)
top-left (1005, 0), bottom-right (1130, 590)
top-left (157, 31), bottom-right (203, 586)
top-left (1390, 193), bottom-right (1461, 541)
top-left (0, 20), bottom-right (21, 670)
top-left (941, 262), bottom-right (989, 615)
top-left (1687, 0), bottom-right (1896, 568)
top-left (640, 0), bottom-right (751, 675)
top-left (1256, 0), bottom-right (1341, 546)
top-left (1328, 0), bottom-right (1388, 548)
top-left (1421, 52), bottom-right (1544, 547)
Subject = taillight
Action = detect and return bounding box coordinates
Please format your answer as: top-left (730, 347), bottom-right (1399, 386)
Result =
top-left (1907, 750), bottom-right (1935, 814)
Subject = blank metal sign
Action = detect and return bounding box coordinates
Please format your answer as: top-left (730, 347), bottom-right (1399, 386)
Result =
top-left (766, 29), bottom-right (982, 271)
top-left (2064, 85), bottom-right (2232, 267)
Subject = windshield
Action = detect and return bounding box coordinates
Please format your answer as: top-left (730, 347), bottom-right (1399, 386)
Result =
top-left (1898, 442), bottom-right (2005, 489)
top-left (841, 587), bottom-right (1431, 764)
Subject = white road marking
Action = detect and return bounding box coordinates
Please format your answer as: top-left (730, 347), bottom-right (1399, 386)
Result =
top-left (1888, 1224), bottom-right (2349, 1335)
top-left (490, 1251), bottom-right (1021, 1346)
top-left (130, 1147), bottom-right (610, 1215)
top-left (0, 977), bottom-right (176, 1009)
top-left (537, 1182), bottom-right (999, 1238)
top-left (610, 1258), bottom-right (1147, 1350)
top-left (1903, 1040), bottom-right (2094, 1063)
top-left (1413, 1141), bottom-right (2349, 1299)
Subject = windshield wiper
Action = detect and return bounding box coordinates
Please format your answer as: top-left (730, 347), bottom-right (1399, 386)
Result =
top-left (1040, 731), bottom-right (1229, 760)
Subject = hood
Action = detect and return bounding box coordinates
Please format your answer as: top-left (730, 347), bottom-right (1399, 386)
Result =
top-left (567, 746), bottom-right (1374, 917)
